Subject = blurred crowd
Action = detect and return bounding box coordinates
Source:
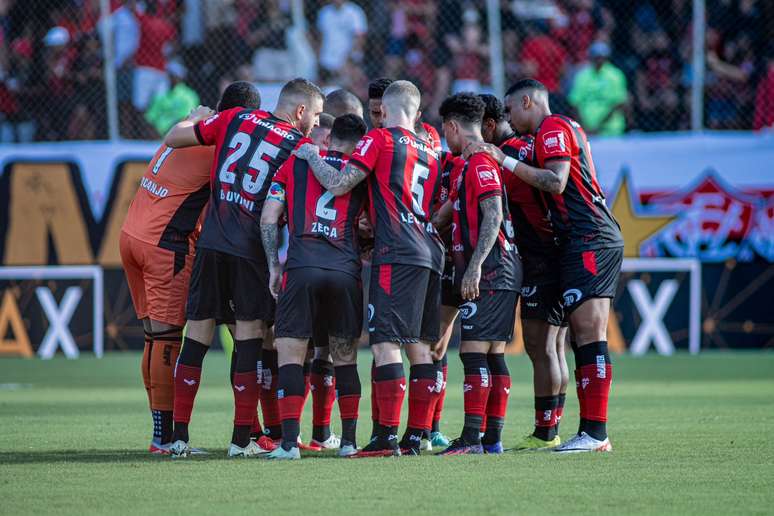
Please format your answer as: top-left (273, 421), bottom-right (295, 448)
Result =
top-left (1, 0), bottom-right (773, 142)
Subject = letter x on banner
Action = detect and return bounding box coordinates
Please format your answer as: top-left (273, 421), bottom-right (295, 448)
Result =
top-left (0, 266), bottom-right (104, 358)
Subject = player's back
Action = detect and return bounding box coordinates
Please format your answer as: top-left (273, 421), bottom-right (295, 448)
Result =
top-left (122, 144), bottom-right (213, 254)
top-left (349, 127), bottom-right (444, 273)
top-left (193, 107), bottom-right (307, 261)
top-left (275, 150), bottom-right (366, 277)
top-left (534, 114), bottom-right (622, 251)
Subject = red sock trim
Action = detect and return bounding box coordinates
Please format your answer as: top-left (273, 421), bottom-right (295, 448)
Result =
top-left (279, 394), bottom-right (305, 421)
top-left (407, 378), bottom-right (439, 431)
top-left (534, 408), bottom-right (558, 427)
top-left (233, 371), bottom-right (259, 426)
top-left (463, 374), bottom-right (490, 418)
top-left (375, 377), bottom-right (405, 427)
top-left (578, 363), bottom-right (612, 422)
top-left (486, 374), bottom-right (511, 420)
top-left (173, 364), bottom-right (201, 424)
top-left (311, 372), bottom-right (336, 426)
top-left (260, 378), bottom-right (281, 427)
top-left (338, 394), bottom-right (360, 420)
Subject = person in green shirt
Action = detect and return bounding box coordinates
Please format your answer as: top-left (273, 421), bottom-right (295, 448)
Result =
top-left (568, 42), bottom-right (628, 136)
top-left (145, 61), bottom-right (200, 136)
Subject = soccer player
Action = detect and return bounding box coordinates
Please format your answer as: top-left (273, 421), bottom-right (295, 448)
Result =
top-left (310, 112), bottom-right (335, 149)
top-left (120, 81), bottom-right (261, 454)
top-left (260, 114), bottom-right (369, 460)
top-left (367, 78), bottom-right (395, 129)
top-left (295, 80), bottom-right (445, 457)
top-left (324, 88), bottom-right (365, 119)
top-left (163, 78), bottom-right (325, 458)
top-left (470, 78), bottom-right (623, 452)
top-left (480, 93), bottom-right (570, 450)
top-left (433, 93), bottom-right (521, 455)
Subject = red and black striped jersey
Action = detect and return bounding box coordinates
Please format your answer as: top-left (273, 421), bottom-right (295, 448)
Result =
top-left (193, 108), bottom-right (307, 261)
top-left (450, 151), bottom-right (520, 291)
top-left (273, 150), bottom-right (366, 277)
top-left (500, 135), bottom-right (558, 260)
top-left (534, 114), bottom-right (623, 252)
top-left (349, 127), bottom-right (445, 273)
top-left (422, 122), bottom-right (443, 153)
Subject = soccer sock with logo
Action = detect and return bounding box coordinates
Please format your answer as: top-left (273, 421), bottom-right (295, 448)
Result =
top-left (278, 363), bottom-right (305, 451)
top-left (311, 358), bottom-right (336, 443)
top-left (231, 339), bottom-right (261, 448)
top-left (369, 360), bottom-right (383, 440)
top-left (142, 331), bottom-right (153, 408)
top-left (259, 349), bottom-right (282, 440)
top-left (402, 364), bottom-right (441, 448)
top-left (575, 341), bottom-right (612, 441)
top-left (172, 337), bottom-right (209, 443)
top-left (555, 392), bottom-right (566, 433)
top-left (460, 352), bottom-right (490, 444)
top-left (374, 363), bottom-right (405, 441)
top-left (249, 348), bottom-right (264, 439)
top-left (150, 328), bottom-right (181, 444)
top-left (533, 395), bottom-right (559, 441)
top-left (431, 354), bottom-right (448, 434)
top-left (482, 353), bottom-right (510, 445)
top-left (335, 364), bottom-right (361, 447)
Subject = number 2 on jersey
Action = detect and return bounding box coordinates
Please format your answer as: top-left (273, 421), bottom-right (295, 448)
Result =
top-left (315, 191), bottom-right (337, 221)
top-left (218, 132), bottom-right (280, 194)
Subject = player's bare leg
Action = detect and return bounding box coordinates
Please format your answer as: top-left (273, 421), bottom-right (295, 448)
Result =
top-left (170, 318), bottom-right (214, 456)
top-left (147, 319), bottom-right (182, 453)
top-left (555, 326), bottom-right (570, 432)
top-left (329, 336), bottom-right (361, 457)
top-left (554, 298), bottom-right (613, 453)
top-left (265, 336), bottom-right (308, 460)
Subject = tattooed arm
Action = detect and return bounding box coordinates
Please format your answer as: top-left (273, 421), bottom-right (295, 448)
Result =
top-left (293, 143), bottom-right (367, 196)
top-left (464, 142), bottom-right (569, 194)
top-left (460, 196), bottom-right (503, 301)
top-left (260, 183), bottom-right (286, 298)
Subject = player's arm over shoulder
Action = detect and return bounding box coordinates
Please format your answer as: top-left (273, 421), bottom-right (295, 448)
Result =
top-left (296, 134), bottom-right (373, 196)
top-left (164, 106), bottom-right (234, 148)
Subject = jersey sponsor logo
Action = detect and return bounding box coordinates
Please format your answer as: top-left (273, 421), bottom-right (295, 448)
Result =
top-left (140, 176), bottom-right (169, 198)
top-left (479, 367), bottom-right (490, 387)
top-left (542, 130), bottom-right (566, 153)
top-left (355, 136), bottom-right (374, 156)
top-left (562, 288), bottom-right (583, 307)
top-left (367, 303), bottom-right (375, 332)
top-left (518, 146), bottom-right (529, 160)
top-left (521, 285), bottom-right (537, 298)
top-left (476, 165), bottom-right (499, 187)
top-left (238, 113), bottom-right (296, 140)
top-left (459, 301), bottom-right (477, 319)
top-left (398, 135), bottom-right (439, 159)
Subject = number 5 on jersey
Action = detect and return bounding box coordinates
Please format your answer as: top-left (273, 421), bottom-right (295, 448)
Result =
top-left (218, 132), bottom-right (281, 194)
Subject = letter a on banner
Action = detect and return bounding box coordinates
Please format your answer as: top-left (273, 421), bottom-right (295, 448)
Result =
top-left (0, 290), bottom-right (33, 358)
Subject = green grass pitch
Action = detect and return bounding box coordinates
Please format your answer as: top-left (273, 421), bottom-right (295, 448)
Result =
top-left (1, 352), bottom-right (773, 515)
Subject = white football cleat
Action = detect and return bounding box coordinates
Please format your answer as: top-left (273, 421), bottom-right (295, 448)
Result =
top-left (420, 439), bottom-right (432, 451)
top-left (310, 434), bottom-right (341, 450)
top-left (266, 445), bottom-right (301, 460)
top-left (169, 440), bottom-right (190, 458)
top-left (338, 444), bottom-right (358, 457)
top-left (553, 432), bottom-right (612, 453)
top-left (228, 440), bottom-right (266, 458)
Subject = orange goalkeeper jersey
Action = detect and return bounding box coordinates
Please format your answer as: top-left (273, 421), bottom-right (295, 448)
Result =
top-left (122, 144), bottom-right (214, 255)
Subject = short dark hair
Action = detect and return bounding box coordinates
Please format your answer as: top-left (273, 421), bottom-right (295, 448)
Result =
top-left (331, 114), bottom-right (368, 144)
top-left (317, 112), bottom-right (335, 130)
top-left (505, 78), bottom-right (547, 97)
top-left (278, 77), bottom-right (324, 105)
top-left (479, 94), bottom-right (506, 122)
top-left (324, 89), bottom-right (363, 117)
top-left (218, 81), bottom-right (261, 111)
top-left (439, 92), bottom-right (486, 126)
top-left (368, 78), bottom-right (394, 100)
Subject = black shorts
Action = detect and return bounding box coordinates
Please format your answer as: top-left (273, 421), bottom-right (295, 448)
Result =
top-left (440, 260), bottom-right (461, 308)
top-left (274, 267), bottom-right (363, 340)
top-left (368, 264), bottom-right (441, 345)
top-left (559, 247), bottom-right (623, 314)
top-left (520, 281), bottom-right (565, 327)
top-left (186, 248), bottom-right (274, 322)
top-left (459, 290), bottom-right (519, 342)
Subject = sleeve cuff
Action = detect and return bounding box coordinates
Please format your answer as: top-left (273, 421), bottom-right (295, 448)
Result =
top-left (193, 123), bottom-right (205, 145)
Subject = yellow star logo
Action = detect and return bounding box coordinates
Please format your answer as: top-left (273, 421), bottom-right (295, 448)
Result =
top-left (610, 175), bottom-right (676, 257)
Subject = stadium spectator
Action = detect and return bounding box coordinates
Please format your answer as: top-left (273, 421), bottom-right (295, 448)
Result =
top-left (519, 21), bottom-right (568, 93)
top-left (133, 4), bottom-right (176, 112)
top-left (247, 0), bottom-right (293, 82)
top-left (754, 45), bottom-right (774, 130)
top-left (144, 60), bottom-right (199, 136)
top-left (446, 6), bottom-right (489, 93)
top-left (315, 0), bottom-right (367, 84)
top-left (568, 41), bottom-right (627, 135)
top-left (634, 31), bottom-right (681, 132)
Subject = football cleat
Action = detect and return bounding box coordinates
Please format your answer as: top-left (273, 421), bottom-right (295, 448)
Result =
top-left (430, 431), bottom-right (450, 448)
top-left (438, 437), bottom-right (484, 456)
top-left (352, 436), bottom-right (401, 458)
top-left (265, 445), bottom-right (301, 460)
top-left (420, 439), bottom-right (432, 452)
top-left (149, 441), bottom-right (171, 455)
top-left (308, 434), bottom-right (341, 451)
top-left (514, 434), bottom-right (561, 451)
top-left (228, 440), bottom-right (267, 458)
top-left (169, 440), bottom-right (190, 458)
top-left (482, 441), bottom-right (504, 454)
top-left (338, 444), bottom-right (358, 457)
top-left (552, 432), bottom-right (611, 453)
top-left (252, 435), bottom-right (277, 453)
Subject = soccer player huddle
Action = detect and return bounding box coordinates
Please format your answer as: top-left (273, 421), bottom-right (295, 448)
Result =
top-left (120, 75), bottom-right (623, 460)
